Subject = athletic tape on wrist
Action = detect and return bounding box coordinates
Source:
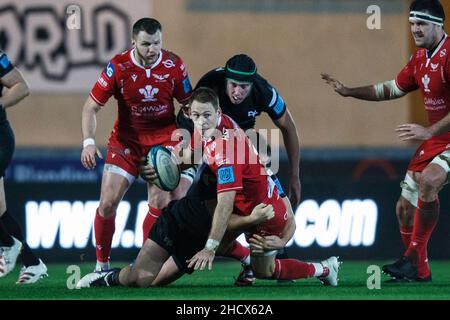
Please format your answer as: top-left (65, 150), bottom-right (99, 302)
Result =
top-left (83, 138), bottom-right (95, 148)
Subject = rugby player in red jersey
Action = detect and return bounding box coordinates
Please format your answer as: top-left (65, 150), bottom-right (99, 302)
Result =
top-left (322, 0), bottom-right (450, 282)
top-left (80, 18), bottom-right (194, 271)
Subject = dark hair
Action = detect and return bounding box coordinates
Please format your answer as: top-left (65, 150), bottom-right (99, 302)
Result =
top-left (189, 87), bottom-right (219, 111)
top-left (225, 54), bottom-right (257, 83)
top-left (410, 0), bottom-right (445, 21)
top-left (132, 18), bottom-right (162, 37)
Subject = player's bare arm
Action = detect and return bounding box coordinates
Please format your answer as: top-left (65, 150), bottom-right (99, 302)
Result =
top-left (227, 203), bottom-right (274, 232)
top-left (81, 96), bottom-right (103, 170)
top-left (321, 73), bottom-right (406, 101)
top-left (187, 190), bottom-right (236, 271)
top-left (273, 109), bottom-right (301, 206)
top-left (397, 113), bottom-right (450, 141)
top-left (0, 67), bottom-right (30, 109)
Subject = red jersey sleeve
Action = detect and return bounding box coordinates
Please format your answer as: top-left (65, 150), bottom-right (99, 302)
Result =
top-left (173, 58), bottom-right (192, 105)
top-left (212, 138), bottom-right (244, 193)
top-left (89, 61), bottom-right (118, 106)
top-left (395, 54), bottom-right (419, 93)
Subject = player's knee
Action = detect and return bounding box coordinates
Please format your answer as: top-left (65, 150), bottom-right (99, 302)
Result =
top-left (99, 200), bottom-right (118, 217)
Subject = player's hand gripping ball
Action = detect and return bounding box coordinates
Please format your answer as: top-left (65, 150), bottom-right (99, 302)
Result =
top-left (146, 145), bottom-right (181, 191)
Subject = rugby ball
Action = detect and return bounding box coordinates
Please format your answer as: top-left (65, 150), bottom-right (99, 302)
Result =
top-left (147, 145), bottom-right (181, 191)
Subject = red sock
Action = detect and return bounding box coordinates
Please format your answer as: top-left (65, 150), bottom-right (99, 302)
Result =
top-left (94, 208), bottom-right (116, 263)
top-left (142, 206), bottom-right (162, 245)
top-left (223, 241), bottom-right (250, 262)
top-left (405, 198), bottom-right (439, 273)
top-left (272, 259), bottom-right (315, 280)
top-left (399, 225), bottom-right (413, 249)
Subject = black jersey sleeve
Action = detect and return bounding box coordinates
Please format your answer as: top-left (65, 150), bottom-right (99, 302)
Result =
top-left (195, 68), bottom-right (225, 92)
top-left (255, 75), bottom-right (286, 120)
top-left (0, 51), bottom-right (14, 78)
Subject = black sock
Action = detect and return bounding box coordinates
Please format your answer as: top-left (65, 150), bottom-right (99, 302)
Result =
top-left (1, 211), bottom-right (39, 267)
top-left (0, 219), bottom-right (14, 247)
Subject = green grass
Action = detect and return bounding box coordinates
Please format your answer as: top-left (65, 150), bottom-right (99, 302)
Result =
top-left (1, 260), bottom-right (450, 300)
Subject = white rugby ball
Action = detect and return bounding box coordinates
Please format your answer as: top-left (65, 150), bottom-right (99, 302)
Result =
top-left (147, 145), bottom-right (181, 191)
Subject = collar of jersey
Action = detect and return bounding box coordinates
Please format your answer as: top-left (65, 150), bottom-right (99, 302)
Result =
top-left (426, 33), bottom-right (447, 59)
top-left (130, 48), bottom-right (162, 70)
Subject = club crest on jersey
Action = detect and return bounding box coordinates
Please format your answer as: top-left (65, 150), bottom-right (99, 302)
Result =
top-left (162, 59), bottom-right (175, 68)
top-left (218, 166), bottom-right (235, 184)
top-left (422, 74), bottom-right (431, 92)
top-left (431, 63), bottom-right (439, 71)
top-left (139, 85), bottom-right (159, 102)
top-left (131, 74), bottom-right (137, 82)
top-left (440, 49), bottom-right (447, 58)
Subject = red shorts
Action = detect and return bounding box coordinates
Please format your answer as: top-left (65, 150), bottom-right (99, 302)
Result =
top-left (408, 138), bottom-right (450, 172)
top-left (246, 196), bottom-right (288, 239)
top-left (105, 124), bottom-right (180, 178)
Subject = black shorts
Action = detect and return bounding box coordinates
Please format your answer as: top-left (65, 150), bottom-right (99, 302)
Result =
top-left (149, 196), bottom-right (212, 274)
top-left (0, 121), bottom-right (15, 178)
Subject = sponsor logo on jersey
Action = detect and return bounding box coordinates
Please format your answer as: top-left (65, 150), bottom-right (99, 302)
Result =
top-left (182, 77), bottom-right (192, 94)
top-left (217, 166), bottom-right (235, 184)
top-left (248, 110), bottom-right (257, 118)
top-left (440, 49), bottom-right (447, 58)
top-left (139, 85), bottom-right (159, 102)
top-left (422, 74), bottom-right (431, 92)
top-left (131, 74), bottom-right (137, 82)
top-left (162, 59), bottom-right (175, 68)
top-left (0, 54), bottom-right (10, 69)
top-left (105, 62), bottom-right (114, 79)
top-left (273, 95), bottom-right (285, 115)
top-left (153, 73), bottom-right (169, 81)
top-left (97, 76), bottom-right (108, 88)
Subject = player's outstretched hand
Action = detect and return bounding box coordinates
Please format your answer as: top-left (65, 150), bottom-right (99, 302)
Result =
top-left (81, 145), bottom-right (103, 170)
top-left (187, 248), bottom-right (216, 271)
top-left (248, 234), bottom-right (285, 254)
top-left (321, 73), bottom-right (349, 97)
top-left (138, 156), bottom-right (158, 182)
top-left (396, 123), bottom-right (432, 141)
top-left (250, 203), bottom-right (275, 225)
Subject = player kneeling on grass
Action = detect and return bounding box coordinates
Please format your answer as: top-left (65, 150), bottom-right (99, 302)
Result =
top-left (77, 88), bottom-right (341, 288)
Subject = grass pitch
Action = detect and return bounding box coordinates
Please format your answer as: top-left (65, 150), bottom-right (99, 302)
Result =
top-left (1, 260), bottom-right (450, 300)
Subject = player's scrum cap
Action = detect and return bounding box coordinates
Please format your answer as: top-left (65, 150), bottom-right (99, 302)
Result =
top-left (409, 10), bottom-right (444, 27)
top-left (225, 54), bottom-right (257, 84)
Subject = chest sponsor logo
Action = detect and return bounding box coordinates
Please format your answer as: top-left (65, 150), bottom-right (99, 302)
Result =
top-left (162, 59), bottom-right (175, 68)
top-left (139, 85), bottom-right (159, 102)
top-left (422, 74), bottom-right (431, 92)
